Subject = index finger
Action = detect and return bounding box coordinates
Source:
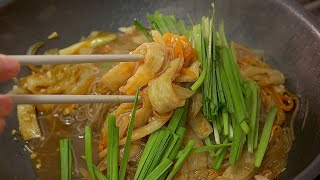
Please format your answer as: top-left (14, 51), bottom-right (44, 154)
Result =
top-left (0, 54), bottom-right (20, 82)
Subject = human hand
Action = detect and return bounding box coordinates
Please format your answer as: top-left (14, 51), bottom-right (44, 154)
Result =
top-left (0, 54), bottom-right (20, 134)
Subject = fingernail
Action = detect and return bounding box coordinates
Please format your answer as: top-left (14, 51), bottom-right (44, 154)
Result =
top-left (0, 54), bottom-right (20, 75)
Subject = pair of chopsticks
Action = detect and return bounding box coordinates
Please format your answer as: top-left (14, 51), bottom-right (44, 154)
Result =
top-left (5, 54), bottom-right (144, 104)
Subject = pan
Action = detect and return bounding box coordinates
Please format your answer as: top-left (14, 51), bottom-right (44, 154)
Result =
top-left (0, 0), bottom-right (320, 179)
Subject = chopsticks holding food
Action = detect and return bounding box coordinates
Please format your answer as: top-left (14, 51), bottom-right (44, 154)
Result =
top-left (4, 54), bottom-right (144, 104)
top-left (8, 95), bottom-right (139, 104)
top-left (11, 54), bottom-right (144, 65)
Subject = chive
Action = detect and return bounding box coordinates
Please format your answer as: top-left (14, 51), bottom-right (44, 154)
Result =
top-left (167, 107), bottom-right (185, 133)
top-left (133, 20), bottom-right (153, 42)
top-left (212, 149), bottom-right (226, 170)
top-left (145, 158), bottom-right (173, 180)
top-left (138, 130), bottom-right (166, 180)
top-left (60, 138), bottom-right (72, 180)
top-left (228, 123), bottom-right (234, 140)
top-left (212, 118), bottom-right (220, 144)
top-left (134, 130), bottom-right (160, 179)
top-left (220, 48), bottom-right (249, 133)
top-left (254, 84), bottom-right (261, 149)
top-left (93, 165), bottom-right (108, 180)
top-left (191, 143), bottom-right (232, 154)
top-left (222, 111), bottom-right (229, 136)
top-left (163, 16), bottom-right (179, 35)
top-left (216, 62), bottom-right (226, 107)
top-left (112, 127), bottom-right (119, 180)
top-left (247, 81), bottom-right (258, 153)
top-left (82, 156), bottom-right (108, 180)
top-left (190, 25), bottom-right (206, 91)
top-left (119, 89), bottom-right (140, 180)
top-left (166, 140), bottom-right (195, 180)
top-left (204, 137), bottom-right (216, 157)
top-left (229, 116), bottom-right (245, 165)
top-left (161, 134), bottom-right (179, 161)
top-left (177, 99), bottom-right (190, 128)
top-left (153, 12), bottom-right (170, 34)
top-left (255, 106), bottom-right (278, 167)
top-left (220, 67), bottom-right (235, 113)
top-left (215, 138), bottom-right (229, 157)
top-left (147, 130), bottom-right (172, 174)
top-left (85, 126), bottom-right (95, 180)
top-left (107, 115), bottom-right (117, 180)
top-left (168, 127), bottom-right (186, 160)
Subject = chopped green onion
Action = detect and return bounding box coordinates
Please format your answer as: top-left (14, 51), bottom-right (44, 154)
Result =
top-left (166, 140), bottom-right (195, 180)
top-left (255, 106), bottom-right (278, 167)
top-left (60, 138), bottom-right (72, 180)
top-left (88, 34), bottom-right (117, 48)
top-left (145, 158), bottom-right (173, 180)
top-left (119, 89), bottom-right (140, 180)
top-left (85, 126), bottom-right (95, 180)
top-left (133, 20), bottom-right (153, 42)
top-left (26, 41), bottom-right (45, 55)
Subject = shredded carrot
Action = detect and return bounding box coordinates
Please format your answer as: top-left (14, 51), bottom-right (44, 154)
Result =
top-left (234, 43), bottom-right (255, 58)
top-left (163, 33), bottom-right (183, 59)
top-left (262, 87), bottom-right (287, 126)
top-left (180, 68), bottom-right (197, 78)
top-left (163, 33), bottom-right (196, 67)
top-left (180, 35), bottom-right (196, 66)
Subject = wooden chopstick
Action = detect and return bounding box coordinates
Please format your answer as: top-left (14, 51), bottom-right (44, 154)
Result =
top-left (7, 95), bottom-right (138, 104)
top-left (11, 54), bottom-right (144, 65)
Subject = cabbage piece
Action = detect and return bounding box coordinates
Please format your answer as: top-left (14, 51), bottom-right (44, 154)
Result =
top-left (175, 61), bottom-right (201, 82)
top-left (17, 105), bottom-right (41, 140)
top-left (240, 66), bottom-right (285, 85)
top-left (119, 111), bottom-right (173, 145)
top-left (187, 112), bottom-right (213, 139)
top-left (148, 58), bottom-right (194, 113)
top-left (119, 42), bottom-right (166, 94)
top-left (101, 62), bottom-right (137, 91)
top-left (115, 91), bottom-right (153, 139)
